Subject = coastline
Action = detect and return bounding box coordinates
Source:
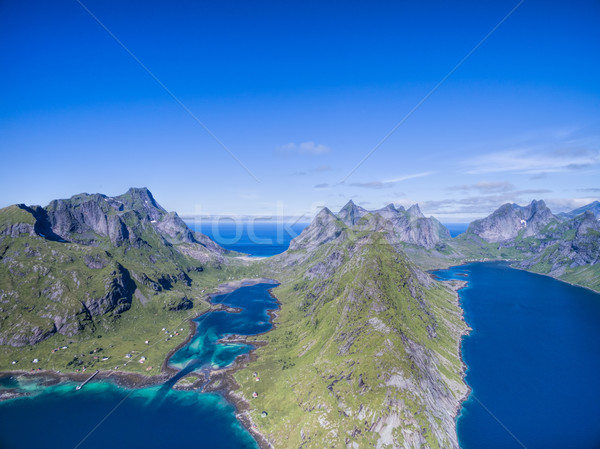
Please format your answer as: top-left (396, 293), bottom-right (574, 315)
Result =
top-left (433, 257), bottom-right (600, 294)
top-left (449, 278), bottom-right (473, 424)
top-left (201, 282), bottom-right (281, 449)
top-left (507, 263), bottom-right (600, 294)
top-left (209, 277), bottom-right (279, 297)
top-left (0, 276), bottom-right (280, 449)
top-left (432, 270), bottom-right (473, 447)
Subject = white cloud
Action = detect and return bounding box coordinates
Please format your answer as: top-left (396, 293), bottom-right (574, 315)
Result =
top-left (349, 171), bottom-right (433, 189)
top-left (544, 197), bottom-right (599, 213)
top-left (299, 141), bottom-right (330, 154)
top-left (278, 141), bottom-right (331, 155)
top-left (464, 148), bottom-right (600, 175)
top-left (446, 181), bottom-right (515, 193)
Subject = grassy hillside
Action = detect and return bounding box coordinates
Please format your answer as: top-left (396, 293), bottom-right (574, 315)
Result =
top-left (0, 192), bottom-right (266, 375)
top-left (235, 233), bottom-right (467, 448)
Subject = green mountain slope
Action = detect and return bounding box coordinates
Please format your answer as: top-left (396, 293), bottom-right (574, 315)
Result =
top-left (0, 188), bottom-right (262, 375)
top-left (235, 214), bottom-right (467, 448)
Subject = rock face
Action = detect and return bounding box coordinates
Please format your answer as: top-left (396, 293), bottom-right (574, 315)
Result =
top-left (467, 200), bottom-right (557, 243)
top-left (514, 210), bottom-right (600, 275)
top-left (447, 200), bottom-right (600, 290)
top-left (290, 200), bottom-right (450, 251)
top-left (0, 187), bottom-right (230, 346)
top-left (289, 208), bottom-right (345, 251)
top-left (337, 200), bottom-right (369, 226)
top-left (83, 264), bottom-right (134, 317)
top-left (11, 187), bottom-right (228, 259)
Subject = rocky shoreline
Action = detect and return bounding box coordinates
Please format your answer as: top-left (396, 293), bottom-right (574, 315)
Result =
top-left (0, 277), bottom-right (281, 449)
top-left (202, 278), bottom-right (281, 449)
top-left (444, 277), bottom-right (473, 424)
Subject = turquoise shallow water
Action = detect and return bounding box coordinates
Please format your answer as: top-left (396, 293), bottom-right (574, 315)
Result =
top-left (0, 282), bottom-right (279, 449)
top-left (168, 282), bottom-right (279, 378)
top-left (433, 262), bottom-right (600, 449)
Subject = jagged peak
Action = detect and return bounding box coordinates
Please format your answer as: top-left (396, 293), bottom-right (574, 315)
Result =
top-left (316, 206), bottom-right (336, 218)
top-left (287, 206), bottom-right (344, 251)
top-left (339, 199), bottom-right (359, 213)
top-left (528, 199), bottom-right (548, 210)
top-left (407, 204), bottom-right (424, 218)
top-left (125, 186), bottom-right (151, 197)
top-left (384, 203), bottom-right (397, 211)
top-left (337, 200), bottom-right (369, 225)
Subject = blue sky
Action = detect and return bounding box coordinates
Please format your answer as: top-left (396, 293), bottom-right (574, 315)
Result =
top-left (1, 0), bottom-right (599, 221)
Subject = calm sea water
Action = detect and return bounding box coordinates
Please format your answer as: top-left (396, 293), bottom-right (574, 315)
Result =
top-left (0, 283), bottom-right (278, 449)
top-left (0, 382), bottom-right (257, 449)
top-left (186, 220), bottom-right (308, 257)
top-left (433, 262), bottom-right (600, 449)
top-left (443, 223), bottom-right (469, 237)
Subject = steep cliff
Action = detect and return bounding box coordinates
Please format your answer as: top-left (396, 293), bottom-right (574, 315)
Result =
top-left (0, 188), bottom-right (232, 347)
top-left (446, 200), bottom-right (600, 291)
top-left (293, 201), bottom-right (450, 254)
top-left (466, 200), bottom-right (558, 243)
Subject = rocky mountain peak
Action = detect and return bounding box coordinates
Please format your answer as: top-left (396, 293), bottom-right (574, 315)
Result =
top-left (116, 187), bottom-right (165, 222)
top-left (155, 211), bottom-right (195, 244)
top-left (467, 199), bottom-right (558, 243)
top-left (337, 200), bottom-right (368, 226)
top-left (317, 206), bottom-right (336, 219)
top-left (288, 200), bottom-right (450, 252)
top-left (288, 207), bottom-right (344, 250)
top-left (407, 204), bottom-right (424, 218)
top-left (6, 188), bottom-right (226, 257)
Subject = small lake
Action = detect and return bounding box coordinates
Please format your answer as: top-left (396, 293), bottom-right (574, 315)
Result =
top-left (433, 262), bottom-right (600, 449)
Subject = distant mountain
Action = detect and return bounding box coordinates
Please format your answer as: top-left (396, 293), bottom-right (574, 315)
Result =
top-left (0, 188), bottom-right (230, 346)
top-left (336, 199), bottom-right (369, 225)
top-left (466, 200), bottom-right (558, 243)
top-left (452, 200), bottom-right (600, 291)
top-left (558, 201), bottom-right (600, 219)
top-left (290, 200), bottom-right (450, 252)
top-left (515, 210), bottom-right (600, 274)
top-left (288, 207), bottom-right (345, 252)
